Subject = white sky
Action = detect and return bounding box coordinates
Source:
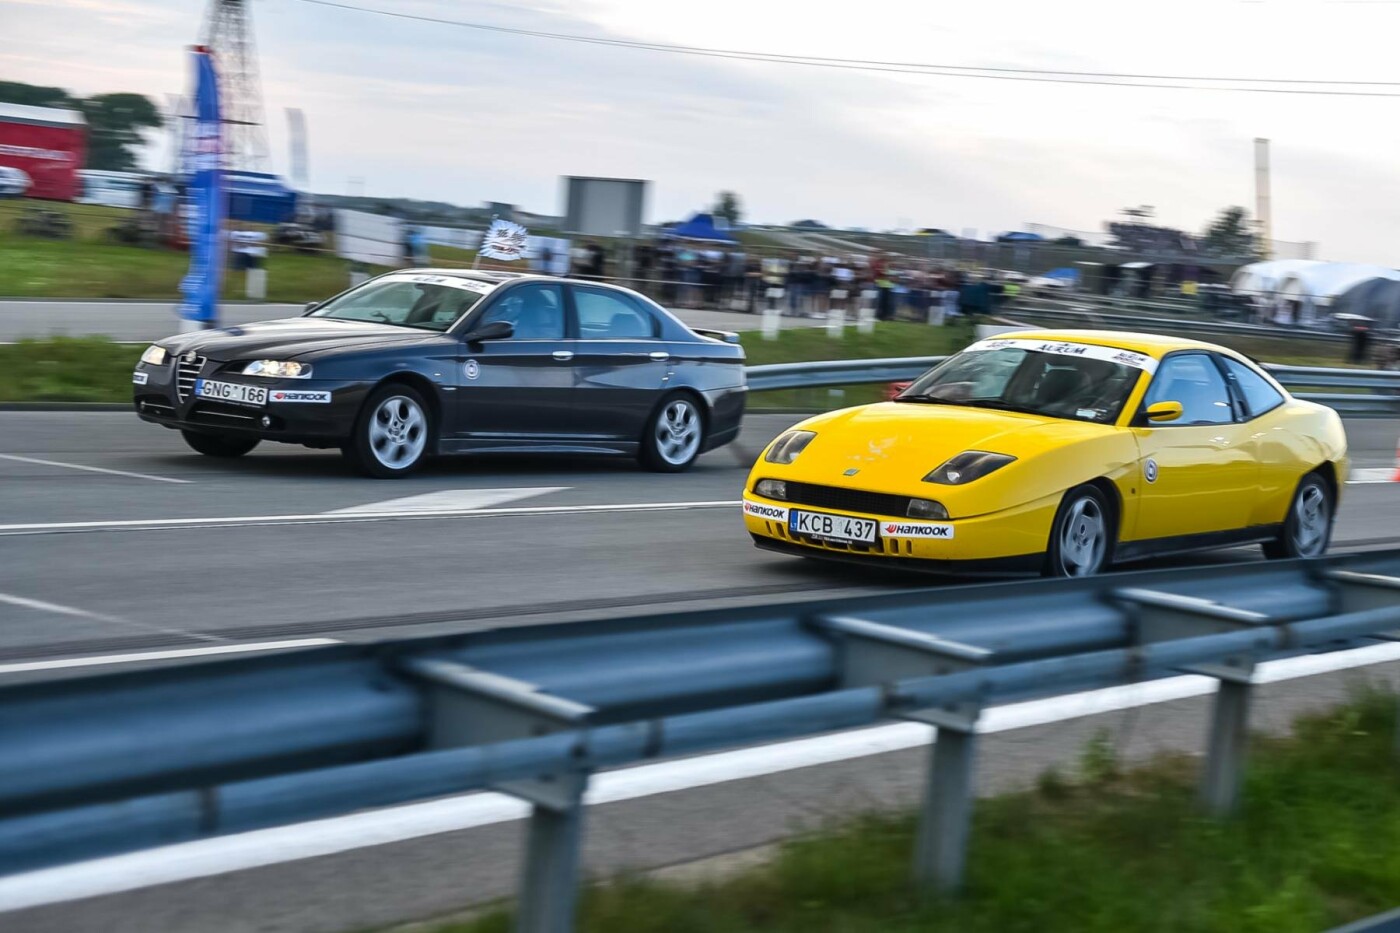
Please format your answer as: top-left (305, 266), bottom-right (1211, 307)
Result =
top-left (6, 0), bottom-right (1400, 262)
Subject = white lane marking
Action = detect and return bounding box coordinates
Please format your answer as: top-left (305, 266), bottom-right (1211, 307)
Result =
top-left (0, 454), bottom-right (191, 485)
top-left (0, 500), bottom-right (739, 537)
top-left (0, 639), bottom-right (342, 677)
top-left (328, 487), bottom-right (568, 514)
top-left (3, 640), bottom-right (1399, 912)
top-left (0, 591), bottom-right (227, 644)
top-left (1347, 467), bottom-right (1395, 485)
top-left (0, 592), bottom-right (130, 626)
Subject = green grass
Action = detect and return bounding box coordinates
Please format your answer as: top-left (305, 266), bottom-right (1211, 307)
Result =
top-left (0, 336), bottom-right (141, 402)
top-left (430, 688), bottom-right (1400, 933)
top-left (0, 200), bottom-right (383, 301)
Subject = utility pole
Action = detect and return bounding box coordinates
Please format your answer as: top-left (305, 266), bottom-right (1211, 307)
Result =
top-left (1254, 138), bottom-right (1272, 260)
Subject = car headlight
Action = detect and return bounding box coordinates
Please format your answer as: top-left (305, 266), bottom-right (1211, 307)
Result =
top-left (755, 479), bottom-right (788, 500)
top-left (242, 360), bottom-right (313, 379)
top-left (140, 345), bottom-right (168, 366)
top-left (924, 451), bottom-right (1016, 485)
top-left (765, 430), bottom-right (816, 464)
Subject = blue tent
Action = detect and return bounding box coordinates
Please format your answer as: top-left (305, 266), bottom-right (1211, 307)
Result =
top-left (997, 231), bottom-right (1045, 242)
top-left (1042, 267), bottom-right (1080, 283)
top-left (663, 212), bottom-right (738, 243)
top-left (224, 172), bottom-right (298, 224)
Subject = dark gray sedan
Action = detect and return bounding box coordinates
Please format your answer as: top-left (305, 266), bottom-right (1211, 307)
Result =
top-left (133, 271), bottom-right (748, 477)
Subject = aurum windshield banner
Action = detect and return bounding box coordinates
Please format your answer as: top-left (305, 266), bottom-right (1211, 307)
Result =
top-left (178, 46), bottom-right (223, 329)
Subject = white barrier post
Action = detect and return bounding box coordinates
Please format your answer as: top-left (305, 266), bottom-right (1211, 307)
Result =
top-left (246, 267), bottom-right (267, 301)
top-left (827, 288), bottom-right (847, 339)
top-left (857, 289), bottom-right (877, 334)
top-left (762, 288), bottom-right (783, 340)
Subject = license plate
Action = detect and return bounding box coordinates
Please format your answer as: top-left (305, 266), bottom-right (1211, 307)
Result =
top-left (195, 379), bottom-right (267, 407)
top-left (790, 509), bottom-right (878, 544)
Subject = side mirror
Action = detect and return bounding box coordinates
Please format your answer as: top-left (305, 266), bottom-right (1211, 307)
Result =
top-left (304, 301), bottom-right (319, 313)
top-left (462, 320), bottom-right (514, 343)
top-left (1146, 401), bottom-right (1184, 423)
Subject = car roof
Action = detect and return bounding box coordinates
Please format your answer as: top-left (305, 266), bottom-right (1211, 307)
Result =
top-left (997, 329), bottom-right (1229, 359)
top-left (388, 269), bottom-right (631, 290)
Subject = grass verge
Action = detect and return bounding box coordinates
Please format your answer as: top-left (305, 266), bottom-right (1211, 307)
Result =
top-left (428, 688), bottom-right (1400, 933)
top-left (0, 336), bottom-right (141, 403)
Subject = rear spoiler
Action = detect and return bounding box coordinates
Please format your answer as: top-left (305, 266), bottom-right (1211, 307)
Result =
top-left (693, 327), bottom-right (741, 345)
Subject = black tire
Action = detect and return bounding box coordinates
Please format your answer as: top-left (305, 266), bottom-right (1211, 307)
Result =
top-left (181, 430), bottom-right (259, 458)
top-left (343, 384), bottom-right (433, 478)
top-left (1263, 473), bottom-right (1333, 560)
top-left (1043, 484), bottom-right (1114, 577)
top-left (639, 393), bottom-right (706, 473)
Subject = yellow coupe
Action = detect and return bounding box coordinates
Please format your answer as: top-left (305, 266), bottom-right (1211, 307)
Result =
top-left (743, 331), bottom-right (1348, 576)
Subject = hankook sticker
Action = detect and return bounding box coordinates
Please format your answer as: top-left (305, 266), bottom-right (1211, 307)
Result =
top-left (269, 390), bottom-right (332, 404)
top-left (882, 520), bottom-right (955, 539)
top-left (743, 498), bottom-right (789, 522)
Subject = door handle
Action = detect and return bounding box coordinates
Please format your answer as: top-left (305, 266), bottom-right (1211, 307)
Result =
top-left (552, 350), bottom-right (575, 361)
top-left (649, 351), bottom-right (670, 361)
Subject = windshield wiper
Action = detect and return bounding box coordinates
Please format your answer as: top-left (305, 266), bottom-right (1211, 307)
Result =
top-left (892, 394), bottom-right (959, 405)
top-left (958, 399), bottom-right (1042, 416)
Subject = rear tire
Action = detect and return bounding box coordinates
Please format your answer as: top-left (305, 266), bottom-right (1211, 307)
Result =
top-left (343, 384), bottom-right (433, 478)
top-left (181, 430), bottom-right (259, 458)
top-left (1044, 485), bottom-right (1114, 577)
top-left (639, 394), bottom-right (706, 473)
top-left (1263, 473), bottom-right (1333, 559)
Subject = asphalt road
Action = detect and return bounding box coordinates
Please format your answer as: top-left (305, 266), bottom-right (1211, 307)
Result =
top-left (0, 410), bottom-right (1396, 665)
top-left (0, 299), bottom-right (780, 343)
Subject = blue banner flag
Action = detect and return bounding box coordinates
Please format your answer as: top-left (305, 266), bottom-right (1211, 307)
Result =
top-left (178, 47), bottom-right (224, 328)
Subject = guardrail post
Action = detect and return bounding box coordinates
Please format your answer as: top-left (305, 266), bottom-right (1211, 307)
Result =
top-left (809, 615), bottom-right (992, 895)
top-left (826, 301), bottom-right (846, 338)
top-left (401, 658), bottom-right (596, 933)
top-left (857, 290), bottom-right (876, 334)
top-left (1200, 678), bottom-right (1251, 816)
top-left (914, 723), bottom-right (977, 894)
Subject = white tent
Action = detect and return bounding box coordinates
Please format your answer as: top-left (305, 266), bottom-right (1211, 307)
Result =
top-left (1230, 259), bottom-right (1400, 324)
top-left (1228, 259), bottom-right (1323, 298)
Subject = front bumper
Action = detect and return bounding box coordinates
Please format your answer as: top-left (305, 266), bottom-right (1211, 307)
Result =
top-left (741, 491), bottom-right (1061, 567)
top-left (132, 362), bottom-right (367, 444)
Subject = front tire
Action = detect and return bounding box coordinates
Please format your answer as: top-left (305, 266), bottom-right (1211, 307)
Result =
top-left (1263, 473), bottom-right (1333, 559)
top-left (639, 394), bottom-right (705, 473)
top-left (1044, 485), bottom-right (1113, 577)
top-left (343, 385), bottom-right (432, 478)
top-left (181, 430), bottom-right (259, 458)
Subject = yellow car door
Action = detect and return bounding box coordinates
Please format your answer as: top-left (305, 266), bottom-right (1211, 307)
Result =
top-left (1129, 352), bottom-right (1260, 541)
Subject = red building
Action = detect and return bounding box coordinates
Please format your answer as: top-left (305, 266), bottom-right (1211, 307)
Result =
top-left (0, 103), bottom-right (87, 200)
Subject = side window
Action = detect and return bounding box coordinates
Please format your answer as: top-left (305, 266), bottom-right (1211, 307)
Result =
top-left (1143, 353), bottom-right (1234, 425)
top-left (574, 287), bottom-right (658, 339)
top-left (474, 284), bottom-right (565, 340)
top-left (1221, 357), bottom-right (1285, 418)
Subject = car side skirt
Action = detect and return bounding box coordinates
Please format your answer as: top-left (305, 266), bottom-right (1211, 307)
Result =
top-left (1113, 524), bottom-right (1284, 564)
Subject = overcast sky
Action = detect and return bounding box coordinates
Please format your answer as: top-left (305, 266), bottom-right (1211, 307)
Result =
top-left (7, 0), bottom-right (1400, 263)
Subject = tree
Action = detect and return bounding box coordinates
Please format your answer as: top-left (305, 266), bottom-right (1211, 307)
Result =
top-left (712, 190), bottom-right (741, 226)
top-left (1202, 206), bottom-right (1258, 258)
top-left (0, 81), bottom-right (161, 172)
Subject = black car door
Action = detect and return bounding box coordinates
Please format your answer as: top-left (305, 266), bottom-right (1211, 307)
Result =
top-left (565, 285), bottom-right (672, 439)
top-left (449, 282), bottom-right (578, 441)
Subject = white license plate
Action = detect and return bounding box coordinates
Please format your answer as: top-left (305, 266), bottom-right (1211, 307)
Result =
top-left (790, 509), bottom-right (878, 544)
top-left (195, 379), bottom-right (267, 407)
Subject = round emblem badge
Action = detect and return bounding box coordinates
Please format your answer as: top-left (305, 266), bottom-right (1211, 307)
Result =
top-left (1144, 458), bottom-right (1159, 484)
top-left (464, 360), bottom-right (480, 381)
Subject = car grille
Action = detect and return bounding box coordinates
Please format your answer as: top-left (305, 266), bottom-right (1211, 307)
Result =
top-left (772, 481), bottom-right (912, 518)
top-left (175, 354), bottom-right (205, 402)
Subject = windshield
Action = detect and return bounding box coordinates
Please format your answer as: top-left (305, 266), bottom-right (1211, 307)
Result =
top-left (309, 275), bottom-right (492, 331)
top-left (896, 339), bottom-right (1154, 424)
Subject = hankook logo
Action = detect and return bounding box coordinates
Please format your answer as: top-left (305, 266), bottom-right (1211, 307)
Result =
top-left (744, 501), bottom-right (787, 520)
top-left (883, 522), bottom-right (954, 539)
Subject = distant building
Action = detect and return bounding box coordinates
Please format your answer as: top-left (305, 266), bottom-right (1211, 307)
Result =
top-left (0, 102), bottom-right (87, 201)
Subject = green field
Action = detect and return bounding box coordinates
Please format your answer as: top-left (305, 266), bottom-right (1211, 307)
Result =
top-left (428, 688), bottom-right (1400, 933)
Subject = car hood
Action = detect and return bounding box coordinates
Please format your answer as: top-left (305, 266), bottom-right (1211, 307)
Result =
top-left (783, 402), bottom-right (1118, 491)
top-left (157, 318), bottom-right (442, 360)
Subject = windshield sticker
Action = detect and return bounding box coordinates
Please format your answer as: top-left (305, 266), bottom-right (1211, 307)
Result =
top-left (965, 338), bottom-right (1159, 373)
top-left (388, 274), bottom-right (495, 293)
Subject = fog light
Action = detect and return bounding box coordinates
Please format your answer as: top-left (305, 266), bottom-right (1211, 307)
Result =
top-left (260, 415), bottom-right (273, 428)
top-left (907, 498), bottom-right (949, 520)
top-left (755, 479), bottom-right (788, 500)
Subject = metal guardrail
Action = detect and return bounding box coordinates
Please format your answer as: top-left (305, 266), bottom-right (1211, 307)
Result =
top-left (745, 356), bottom-right (1400, 416)
top-left (1010, 298), bottom-right (1357, 344)
top-left (4, 554), bottom-right (1400, 931)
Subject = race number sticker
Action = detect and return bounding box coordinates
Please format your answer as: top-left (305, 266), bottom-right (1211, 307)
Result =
top-left (965, 338), bottom-right (1159, 374)
top-left (464, 360), bottom-right (480, 380)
